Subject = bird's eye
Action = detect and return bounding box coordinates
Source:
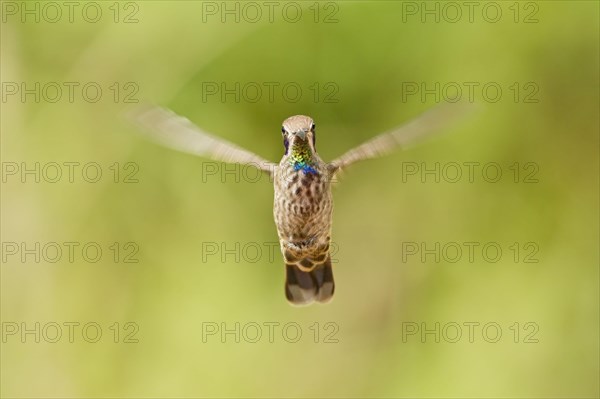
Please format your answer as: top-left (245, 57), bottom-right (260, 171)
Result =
top-left (281, 126), bottom-right (286, 134)
top-left (311, 123), bottom-right (315, 132)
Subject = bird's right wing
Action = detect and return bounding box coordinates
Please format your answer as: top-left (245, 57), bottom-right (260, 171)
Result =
top-left (129, 106), bottom-right (276, 174)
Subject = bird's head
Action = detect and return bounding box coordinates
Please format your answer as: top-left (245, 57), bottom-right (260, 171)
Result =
top-left (281, 115), bottom-right (317, 165)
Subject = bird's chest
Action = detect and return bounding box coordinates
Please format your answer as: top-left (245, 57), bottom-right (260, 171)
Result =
top-left (273, 163), bottom-right (332, 236)
top-left (275, 166), bottom-right (328, 210)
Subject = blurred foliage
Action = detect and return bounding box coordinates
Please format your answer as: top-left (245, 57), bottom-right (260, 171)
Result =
top-left (1, 1), bottom-right (598, 398)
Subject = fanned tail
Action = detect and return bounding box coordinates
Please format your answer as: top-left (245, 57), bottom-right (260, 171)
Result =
top-left (285, 256), bottom-right (334, 305)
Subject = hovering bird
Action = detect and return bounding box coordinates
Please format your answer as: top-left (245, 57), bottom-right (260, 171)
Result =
top-left (131, 104), bottom-right (469, 305)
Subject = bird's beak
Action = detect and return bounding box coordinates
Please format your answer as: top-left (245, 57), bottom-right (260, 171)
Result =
top-left (294, 131), bottom-right (307, 141)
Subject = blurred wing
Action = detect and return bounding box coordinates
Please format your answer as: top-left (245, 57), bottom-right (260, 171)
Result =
top-left (129, 106), bottom-right (276, 174)
top-left (329, 103), bottom-right (473, 171)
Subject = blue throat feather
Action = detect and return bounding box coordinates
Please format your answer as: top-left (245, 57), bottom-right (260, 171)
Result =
top-left (290, 142), bottom-right (318, 175)
top-left (293, 161), bottom-right (318, 175)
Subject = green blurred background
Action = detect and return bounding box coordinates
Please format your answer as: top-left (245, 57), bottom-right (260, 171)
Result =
top-left (1, 1), bottom-right (598, 398)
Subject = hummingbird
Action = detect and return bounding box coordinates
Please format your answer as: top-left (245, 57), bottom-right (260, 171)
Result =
top-left (131, 104), bottom-right (469, 305)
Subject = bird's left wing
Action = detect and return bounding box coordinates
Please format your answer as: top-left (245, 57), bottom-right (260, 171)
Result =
top-left (130, 106), bottom-right (276, 174)
top-left (329, 103), bottom-right (473, 173)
